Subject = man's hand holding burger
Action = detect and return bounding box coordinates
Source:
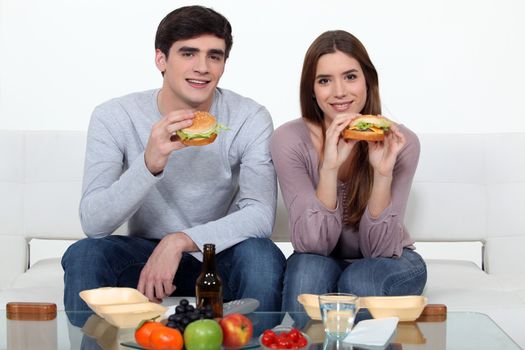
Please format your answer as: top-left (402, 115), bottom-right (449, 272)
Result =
top-left (144, 110), bottom-right (195, 175)
top-left (145, 110), bottom-right (225, 175)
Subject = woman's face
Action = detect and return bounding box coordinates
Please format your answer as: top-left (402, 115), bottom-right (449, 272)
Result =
top-left (313, 50), bottom-right (367, 124)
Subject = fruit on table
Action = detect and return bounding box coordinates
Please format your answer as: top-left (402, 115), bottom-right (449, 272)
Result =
top-left (135, 320), bottom-right (164, 348)
top-left (166, 298), bottom-right (215, 334)
top-left (219, 313), bottom-right (253, 349)
top-left (261, 328), bottom-right (308, 349)
top-left (149, 326), bottom-right (183, 350)
top-left (184, 319), bottom-right (223, 350)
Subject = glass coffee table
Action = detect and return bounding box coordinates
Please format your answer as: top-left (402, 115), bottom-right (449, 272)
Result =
top-left (0, 309), bottom-right (521, 349)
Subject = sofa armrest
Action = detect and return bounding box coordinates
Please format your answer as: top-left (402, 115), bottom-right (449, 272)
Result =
top-left (0, 235), bottom-right (28, 288)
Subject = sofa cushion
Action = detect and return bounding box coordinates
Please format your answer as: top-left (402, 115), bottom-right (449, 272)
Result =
top-left (492, 274), bottom-right (525, 291)
top-left (11, 257), bottom-right (64, 289)
top-left (23, 131), bottom-right (86, 240)
top-left (0, 131), bottom-right (24, 238)
top-left (485, 237), bottom-right (525, 275)
top-left (0, 235), bottom-right (27, 288)
top-left (424, 259), bottom-right (499, 291)
top-left (1, 257), bottom-right (65, 310)
top-left (406, 134), bottom-right (487, 242)
top-left (406, 183), bottom-right (486, 241)
top-left (424, 259), bottom-right (525, 310)
top-left (425, 287), bottom-right (524, 309)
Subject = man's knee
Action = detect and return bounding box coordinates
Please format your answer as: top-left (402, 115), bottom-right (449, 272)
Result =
top-left (61, 237), bottom-right (111, 274)
top-left (226, 238), bottom-right (285, 289)
top-left (63, 239), bottom-right (94, 267)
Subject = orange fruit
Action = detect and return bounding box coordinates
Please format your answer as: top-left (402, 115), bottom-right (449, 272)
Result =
top-left (149, 326), bottom-right (184, 350)
top-left (135, 320), bottom-right (164, 349)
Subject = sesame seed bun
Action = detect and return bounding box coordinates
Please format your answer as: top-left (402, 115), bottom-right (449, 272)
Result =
top-left (178, 111), bottom-right (218, 147)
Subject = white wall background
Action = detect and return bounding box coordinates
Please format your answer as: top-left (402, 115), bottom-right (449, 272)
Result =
top-left (1, 0), bottom-right (525, 132)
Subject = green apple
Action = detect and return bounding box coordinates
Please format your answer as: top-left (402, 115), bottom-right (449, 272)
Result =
top-left (184, 319), bottom-right (223, 350)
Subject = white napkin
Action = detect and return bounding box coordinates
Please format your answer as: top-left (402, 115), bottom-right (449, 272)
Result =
top-left (343, 317), bottom-right (398, 348)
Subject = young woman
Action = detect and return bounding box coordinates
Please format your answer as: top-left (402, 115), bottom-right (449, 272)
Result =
top-left (270, 30), bottom-right (427, 313)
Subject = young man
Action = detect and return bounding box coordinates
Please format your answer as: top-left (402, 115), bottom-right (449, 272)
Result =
top-left (62, 5), bottom-right (285, 327)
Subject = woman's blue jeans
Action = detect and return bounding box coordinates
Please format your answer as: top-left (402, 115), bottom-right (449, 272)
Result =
top-left (62, 236), bottom-right (286, 327)
top-left (282, 248), bottom-right (427, 327)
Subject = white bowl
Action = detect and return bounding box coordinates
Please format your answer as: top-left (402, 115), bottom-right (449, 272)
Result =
top-left (297, 294), bottom-right (321, 320)
top-left (79, 287), bottom-right (166, 328)
top-left (97, 302), bottom-right (167, 328)
top-left (79, 287), bottom-right (149, 316)
top-left (361, 296), bottom-right (428, 322)
top-left (259, 326), bottom-right (311, 350)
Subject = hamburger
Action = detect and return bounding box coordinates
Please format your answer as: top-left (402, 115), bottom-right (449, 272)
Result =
top-left (176, 111), bottom-right (226, 146)
top-left (342, 115), bottom-right (392, 142)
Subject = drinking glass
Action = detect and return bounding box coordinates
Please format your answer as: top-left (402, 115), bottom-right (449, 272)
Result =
top-left (319, 293), bottom-right (359, 339)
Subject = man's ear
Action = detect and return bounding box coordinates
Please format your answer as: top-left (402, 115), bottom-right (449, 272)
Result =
top-left (155, 49), bottom-right (167, 73)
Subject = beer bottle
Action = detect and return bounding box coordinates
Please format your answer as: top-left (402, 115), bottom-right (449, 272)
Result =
top-left (196, 243), bottom-right (223, 318)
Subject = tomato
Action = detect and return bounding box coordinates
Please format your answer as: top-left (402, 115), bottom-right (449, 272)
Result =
top-left (261, 327), bottom-right (308, 349)
top-left (296, 337), bottom-right (308, 348)
top-left (261, 330), bottom-right (277, 346)
top-left (149, 326), bottom-right (184, 350)
top-left (135, 321), bottom-right (164, 349)
top-left (288, 328), bottom-right (300, 342)
top-left (263, 330), bottom-right (276, 338)
top-left (277, 337), bottom-right (291, 349)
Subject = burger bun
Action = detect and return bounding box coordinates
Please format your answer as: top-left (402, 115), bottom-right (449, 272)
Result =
top-left (180, 133), bottom-right (218, 146)
top-left (342, 115), bottom-right (391, 141)
top-left (342, 128), bottom-right (385, 141)
top-left (178, 111), bottom-right (218, 147)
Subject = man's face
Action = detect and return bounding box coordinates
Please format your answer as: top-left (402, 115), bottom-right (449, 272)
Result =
top-left (156, 34), bottom-right (226, 110)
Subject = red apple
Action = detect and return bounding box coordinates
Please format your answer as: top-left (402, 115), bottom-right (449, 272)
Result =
top-left (219, 313), bottom-right (253, 349)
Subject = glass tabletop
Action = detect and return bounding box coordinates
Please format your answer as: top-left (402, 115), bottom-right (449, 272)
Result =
top-left (0, 309), bottom-right (521, 349)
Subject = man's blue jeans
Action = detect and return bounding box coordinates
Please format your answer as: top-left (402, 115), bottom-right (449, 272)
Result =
top-left (282, 248), bottom-right (427, 327)
top-left (62, 236), bottom-right (286, 327)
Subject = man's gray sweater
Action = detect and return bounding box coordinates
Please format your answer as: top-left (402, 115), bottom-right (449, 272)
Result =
top-left (79, 88), bottom-right (277, 257)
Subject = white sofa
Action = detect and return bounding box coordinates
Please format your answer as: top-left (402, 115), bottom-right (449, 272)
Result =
top-left (1, 130), bottom-right (525, 347)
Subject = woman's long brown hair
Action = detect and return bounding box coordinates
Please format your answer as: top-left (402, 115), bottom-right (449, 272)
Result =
top-left (300, 30), bottom-right (381, 228)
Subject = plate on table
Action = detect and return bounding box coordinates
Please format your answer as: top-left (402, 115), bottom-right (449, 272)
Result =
top-left (361, 296), bottom-right (428, 322)
top-left (80, 287), bottom-right (167, 328)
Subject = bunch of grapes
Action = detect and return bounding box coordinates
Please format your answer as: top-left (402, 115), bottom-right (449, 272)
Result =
top-left (165, 299), bottom-right (215, 333)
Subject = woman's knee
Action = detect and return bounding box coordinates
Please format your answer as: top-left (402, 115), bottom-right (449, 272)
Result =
top-left (284, 253), bottom-right (342, 294)
top-left (338, 250), bottom-right (427, 296)
top-left (388, 250), bottom-right (427, 295)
